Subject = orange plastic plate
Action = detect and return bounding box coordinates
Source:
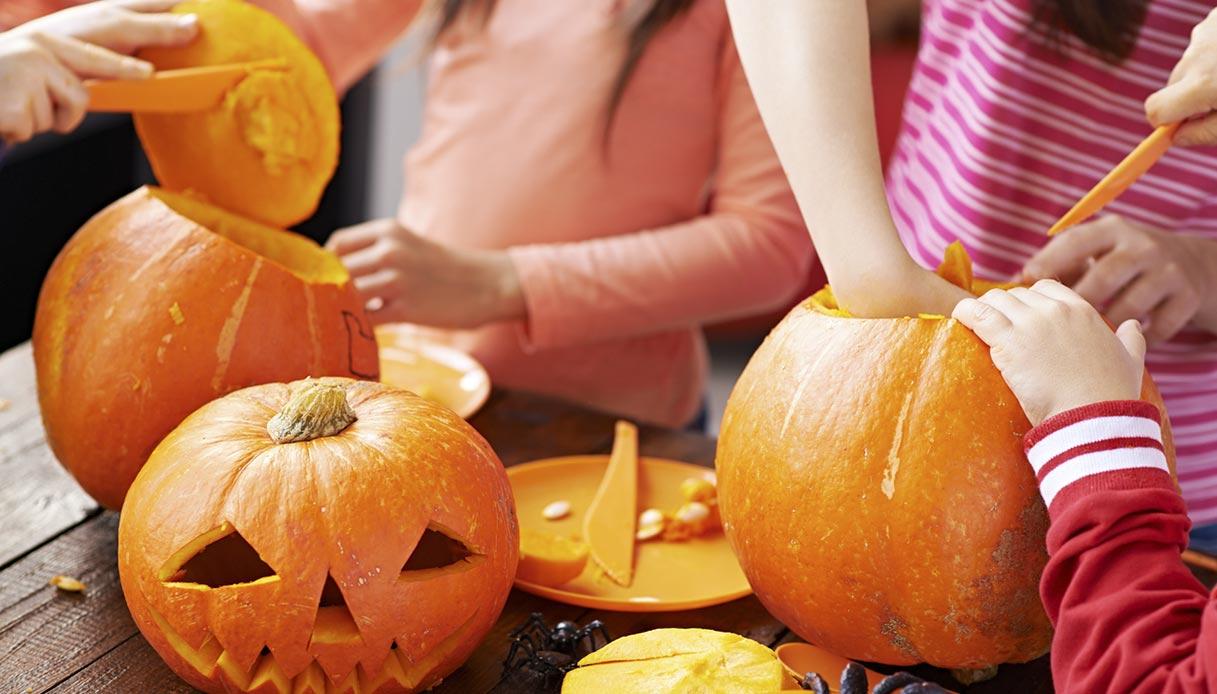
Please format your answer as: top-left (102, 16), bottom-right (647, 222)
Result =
top-left (507, 455), bottom-right (751, 612)
top-left (375, 326), bottom-right (490, 419)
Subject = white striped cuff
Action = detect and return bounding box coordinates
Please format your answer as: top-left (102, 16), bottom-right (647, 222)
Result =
top-left (1037, 447), bottom-right (1170, 507)
top-left (1028, 415), bottom-right (1164, 474)
top-left (1025, 402), bottom-right (1167, 508)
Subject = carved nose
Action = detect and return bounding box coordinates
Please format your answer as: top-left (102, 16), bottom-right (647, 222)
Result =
top-left (311, 574), bottom-right (362, 646)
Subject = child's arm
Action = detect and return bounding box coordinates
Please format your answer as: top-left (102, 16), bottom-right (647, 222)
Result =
top-left (724, 1), bottom-right (968, 318)
top-left (954, 281), bottom-right (1217, 691)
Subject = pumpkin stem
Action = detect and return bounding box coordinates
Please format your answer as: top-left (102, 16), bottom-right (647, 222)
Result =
top-left (267, 381), bottom-right (357, 444)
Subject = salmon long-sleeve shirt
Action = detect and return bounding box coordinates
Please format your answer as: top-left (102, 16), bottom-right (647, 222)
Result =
top-left (252, 0), bottom-right (813, 426)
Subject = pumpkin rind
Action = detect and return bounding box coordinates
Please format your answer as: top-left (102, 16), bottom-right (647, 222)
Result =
top-left (715, 298), bottom-right (1175, 669)
top-left (134, 0), bottom-right (340, 228)
top-left (118, 378), bottom-right (519, 693)
top-left (32, 186), bottom-right (378, 509)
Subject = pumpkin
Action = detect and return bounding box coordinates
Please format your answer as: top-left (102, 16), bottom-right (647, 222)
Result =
top-left (118, 377), bottom-right (519, 693)
top-left (715, 244), bottom-right (1176, 670)
top-left (134, 0), bottom-right (340, 228)
top-left (32, 187), bottom-right (379, 509)
top-left (561, 628), bottom-right (784, 693)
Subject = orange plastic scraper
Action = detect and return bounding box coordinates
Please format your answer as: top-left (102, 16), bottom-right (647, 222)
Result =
top-left (86, 59), bottom-right (287, 114)
top-left (582, 420), bottom-right (639, 587)
top-left (1048, 123), bottom-right (1180, 236)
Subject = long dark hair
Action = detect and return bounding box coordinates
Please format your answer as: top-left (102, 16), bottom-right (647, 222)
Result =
top-left (1032, 0), bottom-right (1150, 62)
top-left (434, 0), bottom-right (696, 136)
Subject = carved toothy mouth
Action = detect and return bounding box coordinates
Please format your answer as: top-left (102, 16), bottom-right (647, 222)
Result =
top-left (145, 604), bottom-right (478, 693)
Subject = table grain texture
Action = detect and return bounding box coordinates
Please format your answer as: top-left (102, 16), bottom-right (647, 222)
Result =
top-left (2, 341), bottom-right (1206, 693)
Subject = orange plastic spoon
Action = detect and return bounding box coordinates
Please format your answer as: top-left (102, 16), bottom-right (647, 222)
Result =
top-left (582, 420), bottom-right (639, 587)
top-left (1048, 123), bottom-right (1180, 235)
top-left (86, 59), bottom-right (287, 114)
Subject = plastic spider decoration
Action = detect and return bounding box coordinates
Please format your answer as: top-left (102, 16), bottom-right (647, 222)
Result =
top-left (501, 612), bottom-right (612, 689)
top-left (799, 663), bottom-right (948, 694)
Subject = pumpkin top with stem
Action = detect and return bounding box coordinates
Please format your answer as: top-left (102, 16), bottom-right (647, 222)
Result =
top-left (266, 380), bottom-right (358, 444)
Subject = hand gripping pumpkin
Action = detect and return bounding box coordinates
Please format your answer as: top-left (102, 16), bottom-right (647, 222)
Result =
top-left (32, 187), bottom-right (379, 509)
top-left (715, 244), bottom-right (1176, 671)
top-left (118, 378), bottom-right (519, 693)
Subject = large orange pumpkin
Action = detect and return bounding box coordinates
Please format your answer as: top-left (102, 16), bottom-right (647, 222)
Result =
top-left (32, 187), bottom-right (379, 509)
top-left (135, 0), bottom-right (340, 228)
top-left (118, 377), bottom-right (518, 693)
top-left (715, 247), bottom-right (1175, 670)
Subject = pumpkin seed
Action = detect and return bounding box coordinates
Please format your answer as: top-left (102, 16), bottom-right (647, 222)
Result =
top-left (542, 500), bottom-right (572, 521)
top-left (49, 575), bottom-right (86, 593)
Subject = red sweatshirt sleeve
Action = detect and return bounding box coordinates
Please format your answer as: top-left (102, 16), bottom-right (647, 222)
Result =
top-left (1029, 400), bottom-right (1217, 693)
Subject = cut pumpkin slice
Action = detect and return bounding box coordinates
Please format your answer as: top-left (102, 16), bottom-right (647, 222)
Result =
top-left (518, 530), bottom-right (589, 587)
top-left (562, 628), bottom-right (784, 693)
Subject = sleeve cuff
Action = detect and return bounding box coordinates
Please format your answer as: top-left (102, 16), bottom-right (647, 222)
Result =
top-left (506, 245), bottom-right (584, 352)
top-left (1024, 401), bottom-right (1172, 513)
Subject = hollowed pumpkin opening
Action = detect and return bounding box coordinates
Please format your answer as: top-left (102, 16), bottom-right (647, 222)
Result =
top-left (401, 524), bottom-right (484, 578)
top-left (159, 522), bottom-right (278, 588)
top-left (806, 242), bottom-right (1017, 320)
top-left (149, 188), bottom-right (347, 286)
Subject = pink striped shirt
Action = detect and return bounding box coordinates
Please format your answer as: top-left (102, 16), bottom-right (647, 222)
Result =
top-left (888, 0), bottom-right (1217, 523)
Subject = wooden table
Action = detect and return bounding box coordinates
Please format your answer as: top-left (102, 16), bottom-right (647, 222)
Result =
top-left (0, 340), bottom-right (1117, 693)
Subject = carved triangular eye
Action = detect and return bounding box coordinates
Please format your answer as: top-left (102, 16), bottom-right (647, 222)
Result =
top-left (159, 522), bottom-right (278, 588)
top-left (401, 523), bottom-right (482, 577)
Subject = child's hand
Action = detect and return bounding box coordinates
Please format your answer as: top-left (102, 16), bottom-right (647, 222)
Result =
top-left (327, 219), bottom-right (526, 329)
top-left (1022, 215), bottom-right (1216, 344)
top-left (1146, 7), bottom-right (1217, 145)
top-left (952, 280), bottom-right (1147, 426)
top-left (14, 0), bottom-right (198, 56)
top-left (0, 0), bottom-right (197, 143)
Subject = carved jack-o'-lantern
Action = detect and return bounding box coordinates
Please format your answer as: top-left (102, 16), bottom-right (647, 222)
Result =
top-left (117, 378), bottom-right (519, 693)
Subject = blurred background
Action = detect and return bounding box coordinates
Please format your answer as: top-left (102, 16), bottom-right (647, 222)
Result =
top-left (0, 0), bottom-right (920, 433)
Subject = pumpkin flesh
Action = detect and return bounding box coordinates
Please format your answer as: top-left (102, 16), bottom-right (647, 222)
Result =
top-left (32, 186), bottom-right (378, 509)
top-left (714, 247), bottom-right (1175, 669)
top-left (562, 628), bottom-right (784, 693)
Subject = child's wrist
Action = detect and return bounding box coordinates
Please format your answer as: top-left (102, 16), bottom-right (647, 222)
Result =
top-left (476, 251), bottom-right (526, 325)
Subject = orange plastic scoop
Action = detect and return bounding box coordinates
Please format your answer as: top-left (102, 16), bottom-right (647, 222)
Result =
top-left (775, 642), bottom-right (958, 692)
top-left (1048, 123), bottom-right (1180, 235)
top-left (582, 420), bottom-right (639, 587)
top-left (86, 59), bottom-right (287, 114)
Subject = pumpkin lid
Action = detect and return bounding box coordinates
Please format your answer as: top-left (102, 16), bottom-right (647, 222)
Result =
top-left (133, 0), bottom-right (340, 229)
